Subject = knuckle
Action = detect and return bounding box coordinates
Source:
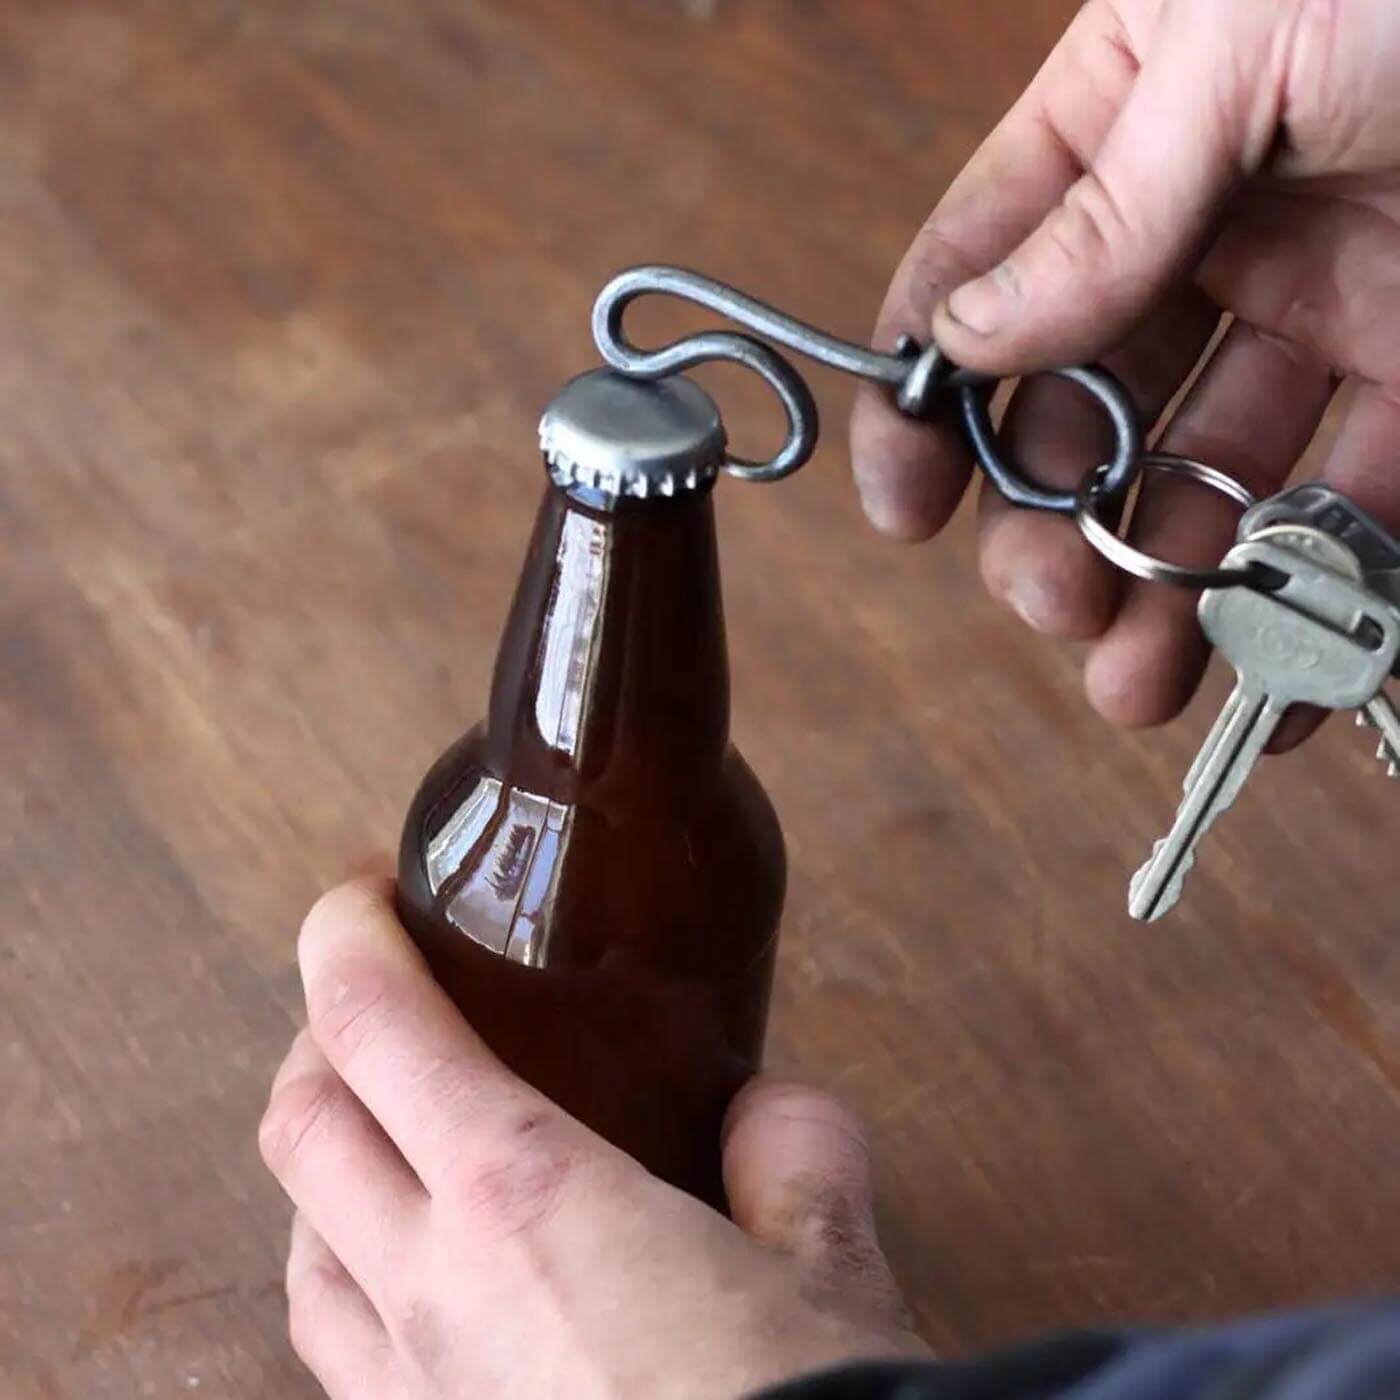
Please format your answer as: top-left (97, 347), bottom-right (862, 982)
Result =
top-left (449, 1111), bottom-right (592, 1242)
top-left (789, 1184), bottom-right (895, 1297)
top-left (1051, 170), bottom-right (1133, 267)
top-left (394, 1296), bottom-right (449, 1374)
top-left (804, 1183), bottom-right (869, 1258)
top-left (260, 1072), bottom-right (341, 1176)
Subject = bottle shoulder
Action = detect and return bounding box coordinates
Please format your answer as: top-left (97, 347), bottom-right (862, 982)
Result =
top-left (404, 725), bottom-right (781, 853)
top-left (397, 726), bottom-right (785, 972)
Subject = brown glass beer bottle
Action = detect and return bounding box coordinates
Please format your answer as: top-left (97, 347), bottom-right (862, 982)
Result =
top-left (396, 369), bottom-right (786, 1209)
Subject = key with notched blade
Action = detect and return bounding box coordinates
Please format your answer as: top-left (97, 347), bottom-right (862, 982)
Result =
top-left (1129, 539), bottom-right (1400, 922)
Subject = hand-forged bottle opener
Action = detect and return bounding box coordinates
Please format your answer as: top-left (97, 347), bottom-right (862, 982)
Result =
top-left (591, 264), bottom-right (1276, 595)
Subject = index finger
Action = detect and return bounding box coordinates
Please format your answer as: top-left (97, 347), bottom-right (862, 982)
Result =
top-left (296, 878), bottom-right (603, 1199)
top-left (851, 0), bottom-right (1138, 538)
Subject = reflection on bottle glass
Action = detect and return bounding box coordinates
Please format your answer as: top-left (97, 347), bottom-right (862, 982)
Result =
top-left (534, 509), bottom-right (609, 757)
top-left (437, 784), bottom-right (572, 965)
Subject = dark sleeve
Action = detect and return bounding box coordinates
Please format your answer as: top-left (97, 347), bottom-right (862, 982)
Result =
top-left (754, 1300), bottom-right (1400, 1400)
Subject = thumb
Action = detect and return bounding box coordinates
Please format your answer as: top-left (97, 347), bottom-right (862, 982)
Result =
top-left (933, 0), bottom-right (1285, 373)
top-left (722, 1079), bottom-right (906, 1326)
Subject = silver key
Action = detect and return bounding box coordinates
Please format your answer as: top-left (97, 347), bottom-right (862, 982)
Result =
top-left (1129, 540), bottom-right (1400, 922)
top-left (1181, 525), bottom-right (1363, 794)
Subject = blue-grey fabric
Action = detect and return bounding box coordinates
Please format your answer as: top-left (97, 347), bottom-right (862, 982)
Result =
top-left (755, 1300), bottom-right (1400, 1399)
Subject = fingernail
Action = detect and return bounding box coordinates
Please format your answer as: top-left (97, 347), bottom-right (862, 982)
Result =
top-left (1005, 574), bottom-right (1058, 633)
top-left (943, 263), bottom-right (1020, 337)
top-left (855, 477), bottom-right (907, 537)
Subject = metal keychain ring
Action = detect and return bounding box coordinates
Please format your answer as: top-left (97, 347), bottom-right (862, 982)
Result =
top-left (1076, 453), bottom-right (1264, 589)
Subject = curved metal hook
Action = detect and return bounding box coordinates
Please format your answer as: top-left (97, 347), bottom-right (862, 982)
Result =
top-left (593, 267), bottom-right (819, 483)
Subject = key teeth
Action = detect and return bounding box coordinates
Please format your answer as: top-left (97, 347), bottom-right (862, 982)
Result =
top-left (1366, 731), bottom-right (1399, 773)
top-left (1128, 840), bottom-right (1192, 923)
top-left (1351, 705), bottom-right (1400, 775)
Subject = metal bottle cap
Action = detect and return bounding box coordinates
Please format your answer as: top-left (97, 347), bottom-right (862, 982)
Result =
top-left (539, 369), bottom-right (727, 504)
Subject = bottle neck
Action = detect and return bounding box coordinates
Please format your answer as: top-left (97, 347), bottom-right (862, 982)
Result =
top-left (485, 478), bottom-right (731, 799)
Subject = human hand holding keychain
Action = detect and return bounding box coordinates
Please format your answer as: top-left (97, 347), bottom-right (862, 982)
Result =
top-left (852, 0), bottom-right (1400, 734)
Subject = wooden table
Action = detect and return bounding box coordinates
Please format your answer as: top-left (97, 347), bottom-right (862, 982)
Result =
top-left (3, 2), bottom-right (1398, 1395)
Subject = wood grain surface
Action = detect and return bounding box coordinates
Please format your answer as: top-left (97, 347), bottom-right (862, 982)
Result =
top-left (2, 2), bottom-right (1398, 1396)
